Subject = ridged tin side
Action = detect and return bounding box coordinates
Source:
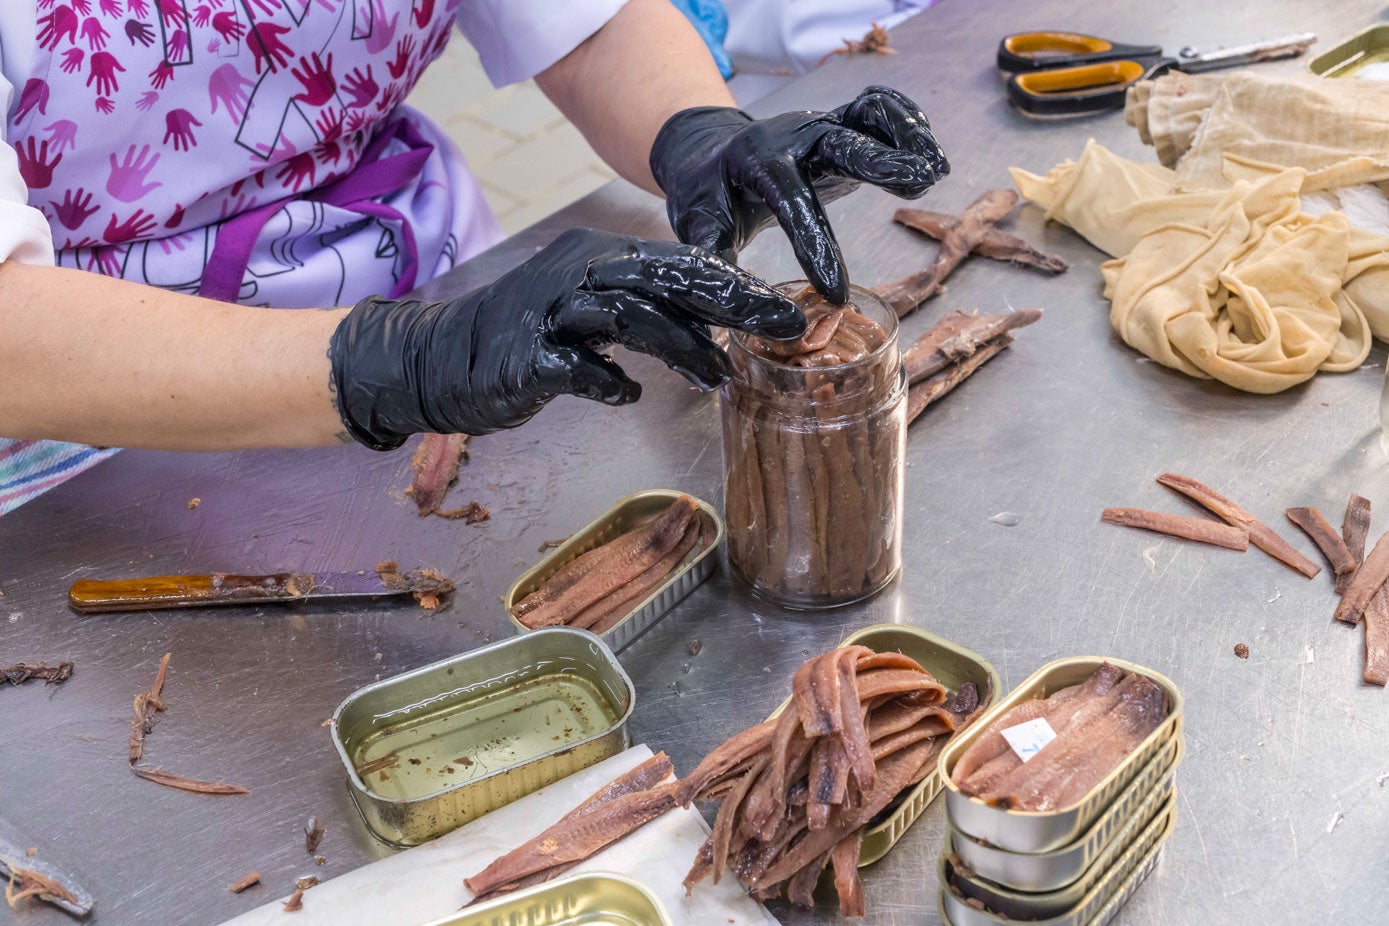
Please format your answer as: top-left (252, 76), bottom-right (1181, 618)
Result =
top-left (505, 490), bottom-right (723, 653)
top-left (1308, 25), bottom-right (1389, 77)
top-left (332, 628), bottom-right (634, 847)
top-left (940, 795), bottom-right (1176, 926)
top-left (425, 872), bottom-right (673, 926)
top-left (767, 623), bottom-right (1001, 867)
top-left (949, 735), bottom-right (1181, 892)
top-left (938, 656), bottom-right (1183, 852)
top-left (947, 783), bottom-right (1177, 917)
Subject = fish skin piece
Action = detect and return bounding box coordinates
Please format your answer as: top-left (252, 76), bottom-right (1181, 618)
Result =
top-left (1364, 586), bottom-right (1389, 686)
top-left (952, 665), bottom-right (1115, 789)
top-left (464, 781), bottom-right (679, 897)
top-left (131, 766), bottom-right (250, 795)
top-left (892, 208), bottom-right (1068, 275)
top-left (1337, 528), bottom-right (1389, 624)
top-left (521, 497), bottom-right (697, 628)
top-left (1102, 507), bottom-right (1249, 551)
top-left (903, 309), bottom-right (1042, 384)
top-left (408, 433), bottom-right (469, 517)
top-left (1286, 507), bottom-right (1356, 577)
top-left (676, 719), bottom-right (777, 807)
top-left (575, 516), bottom-right (703, 632)
top-left (1156, 473), bottom-right (1320, 577)
top-left (1339, 495), bottom-right (1372, 595)
top-left (830, 832), bottom-right (866, 917)
top-left (986, 674), bottom-right (1168, 812)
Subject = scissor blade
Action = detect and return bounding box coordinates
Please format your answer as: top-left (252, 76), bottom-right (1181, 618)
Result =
top-left (1177, 32), bottom-right (1316, 73)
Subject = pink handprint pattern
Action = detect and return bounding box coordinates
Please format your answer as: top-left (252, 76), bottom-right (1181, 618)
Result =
top-left (163, 109), bottom-right (202, 150)
top-left (17, 138), bottom-right (63, 189)
top-left (50, 188), bottom-right (100, 229)
top-left (16, 0), bottom-right (461, 259)
top-left (107, 144), bottom-right (162, 201)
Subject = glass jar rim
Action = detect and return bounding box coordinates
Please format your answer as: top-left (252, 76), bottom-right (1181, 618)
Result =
top-left (727, 281), bottom-right (899, 375)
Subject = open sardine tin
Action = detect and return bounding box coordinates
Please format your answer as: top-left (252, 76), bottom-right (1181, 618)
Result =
top-left (948, 735), bottom-right (1182, 894)
top-left (505, 490), bottom-right (724, 654)
top-left (939, 792), bottom-right (1176, 926)
top-left (331, 627), bottom-right (635, 847)
top-left (937, 656), bottom-right (1183, 853)
top-left (1309, 25), bottom-right (1389, 78)
top-left (424, 872), bottom-right (673, 926)
top-left (769, 623), bottom-right (1002, 867)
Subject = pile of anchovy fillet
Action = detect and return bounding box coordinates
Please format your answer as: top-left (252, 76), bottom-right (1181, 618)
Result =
top-left (465, 646), bottom-right (982, 916)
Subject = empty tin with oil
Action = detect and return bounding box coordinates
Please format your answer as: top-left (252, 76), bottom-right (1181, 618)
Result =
top-left (1309, 26), bottom-right (1389, 78)
top-left (940, 795), bottom-right (1176, 926)
top-left (948, 735), bottom-right (1182, 892)
top-left (424, 872), bottom-right (673, 926)
top-left (505, 491), bottom-right (723, 653)
top-left (332, 627), bottom-right (634, 846)
top-left (768, 623), bottom-right (1001, 867)
top-left (938, 657), bottom-right (1182, 853)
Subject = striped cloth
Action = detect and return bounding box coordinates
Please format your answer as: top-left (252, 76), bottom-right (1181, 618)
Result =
top-left (0, 439), bottom-right (119, 516)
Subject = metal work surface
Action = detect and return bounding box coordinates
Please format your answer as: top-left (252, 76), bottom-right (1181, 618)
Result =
top-left (4, 2), bottom-right (1387, 924)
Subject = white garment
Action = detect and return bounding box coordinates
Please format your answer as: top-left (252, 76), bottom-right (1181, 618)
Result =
top-left (0, 0), bottom-right (629, 268)
top-left (721, 0), bottom-right (937, 76)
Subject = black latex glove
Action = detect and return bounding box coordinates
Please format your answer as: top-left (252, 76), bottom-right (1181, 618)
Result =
top-left (329, 228), bottom-right (805, 450)
top-left (650, 85), bottom-right (949, 305)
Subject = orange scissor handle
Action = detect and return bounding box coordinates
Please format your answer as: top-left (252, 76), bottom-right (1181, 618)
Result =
top-left (997, 31), bottom-right (1163, 73)
top-left (1006, 59), bottom-right (1167, 116)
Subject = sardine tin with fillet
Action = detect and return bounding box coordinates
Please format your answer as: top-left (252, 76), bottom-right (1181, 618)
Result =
top-left (939, 795), bottom-right (1176, 926)
top-left (937, 656), bottom-right (1183, 853)
top-left (422, 872), bottom-right (673, 926)
top-left (768, 623), bottom-right (1001, 867)
top-left (505, 490), bottom-right (723, 654)
top-left (948, 734), bottom-right (1181, 893)
top-left (331, 627), bottom-right (634, 847)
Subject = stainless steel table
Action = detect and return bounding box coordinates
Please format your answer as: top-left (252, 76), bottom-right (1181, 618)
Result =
top-left (5, 2), bottom-right (1387, 923)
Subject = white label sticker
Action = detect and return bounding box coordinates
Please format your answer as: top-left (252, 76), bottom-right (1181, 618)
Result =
top-left (1001, 717), bottom-right (1057, 763)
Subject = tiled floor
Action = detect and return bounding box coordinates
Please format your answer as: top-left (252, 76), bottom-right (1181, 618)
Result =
top-left (407, 40), bottom-right (617, 236)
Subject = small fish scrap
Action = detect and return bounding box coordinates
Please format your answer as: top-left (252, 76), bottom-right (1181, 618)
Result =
top-left (953, 663), bottom-right (1168, 811)
top-left (227, 871), bottom-right (261, 894)
top-left (5, 867), bottom-right (79, 912)
top-left (2, 662), bottom-right (74, 687)
top-left (128, 652), bottom-right (251, 794)
top-left (903, 309), bottom-right (1043, 424)
top-left (407, 433), bottom-right (475, 518)
top-left (375, 561), bottom-right (457, 611)
top-left (819, 22), bottom-right (895, 65)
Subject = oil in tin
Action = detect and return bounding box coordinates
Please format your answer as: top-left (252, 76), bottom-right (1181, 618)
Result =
top-left (351, 665), bottom-right (622, 802)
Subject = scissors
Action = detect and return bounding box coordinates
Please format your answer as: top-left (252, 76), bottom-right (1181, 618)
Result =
top-left (996, 31), bottom-right (1317, 117)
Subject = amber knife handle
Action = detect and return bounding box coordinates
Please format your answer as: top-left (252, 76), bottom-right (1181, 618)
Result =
top-left (69, 573), bottom-right (319, 613)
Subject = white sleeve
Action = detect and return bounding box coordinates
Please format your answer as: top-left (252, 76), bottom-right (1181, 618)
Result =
top-left (0, 22), bottom-right (56, 267)
top-left (455, 0), bottom-right (631, 88)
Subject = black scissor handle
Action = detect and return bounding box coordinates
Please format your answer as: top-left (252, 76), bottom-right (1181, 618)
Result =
top-left (1006, 58), bottom-right (1175, 117)
top-left (998, 31), bottom-right (1165, 73)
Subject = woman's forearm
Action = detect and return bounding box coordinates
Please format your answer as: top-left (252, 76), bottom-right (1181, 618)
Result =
top-left (0, 262), bottom-right (348, 451)
top-left (535, 0), bottom-right (736, 195)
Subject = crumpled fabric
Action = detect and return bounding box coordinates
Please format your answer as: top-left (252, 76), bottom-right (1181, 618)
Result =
top-left (1012, 141), bottom-right (1389, 393)
top-left (1125, 71), bottom-right (1389, 193)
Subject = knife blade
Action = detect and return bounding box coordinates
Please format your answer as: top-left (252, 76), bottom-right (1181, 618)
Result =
top-left (68, 570), bottom-right (453, 614)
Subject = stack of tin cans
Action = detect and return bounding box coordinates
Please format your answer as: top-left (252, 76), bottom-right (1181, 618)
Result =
top-left (935, 658), bottom-right (1184, 926)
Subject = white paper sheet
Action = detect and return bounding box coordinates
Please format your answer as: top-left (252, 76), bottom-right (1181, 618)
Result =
top-left (219, 746), bottom-right (778, 926)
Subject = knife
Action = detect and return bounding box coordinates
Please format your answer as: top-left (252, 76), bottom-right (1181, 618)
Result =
top-left (69, 570), bottom-right (453, 614)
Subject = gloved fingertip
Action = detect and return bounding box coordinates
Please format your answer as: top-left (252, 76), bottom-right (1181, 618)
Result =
top-left (602, 380), bottom-right (643, 406)
top-left (741, 295), bottom-right (806, 340)
top-left (809, 263), bottom-right (849, 306)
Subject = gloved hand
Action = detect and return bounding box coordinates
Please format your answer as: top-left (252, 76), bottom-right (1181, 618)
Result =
top-left (650, 85), bottom-right (949, 305)
top-left (329, 228), bottom-right (805, 450)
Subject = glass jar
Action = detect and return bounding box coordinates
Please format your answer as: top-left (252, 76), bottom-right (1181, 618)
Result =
top-left (720, 283), bottom-right (906, 609)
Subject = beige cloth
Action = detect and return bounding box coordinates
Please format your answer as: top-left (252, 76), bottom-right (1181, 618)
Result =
top-left (1012, 141), bottom-right (1386, 393)
top-left (1126, 71), bottom-right (1389, 192)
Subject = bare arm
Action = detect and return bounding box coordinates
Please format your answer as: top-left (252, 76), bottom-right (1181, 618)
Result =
top-left (0, 262), bottom-right (347, 451)
top-left (534, 0), bottom-right (736, 195)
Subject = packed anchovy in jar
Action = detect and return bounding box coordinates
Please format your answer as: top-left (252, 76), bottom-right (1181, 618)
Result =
top-left (720, 283), bottom-right (906, 609)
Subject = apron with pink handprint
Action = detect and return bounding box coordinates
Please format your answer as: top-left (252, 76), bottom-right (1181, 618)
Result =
top-left (1, 0), bottom-right (505, 514)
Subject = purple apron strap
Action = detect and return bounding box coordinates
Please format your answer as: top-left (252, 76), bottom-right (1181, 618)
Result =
top-left (197, 119), bottom-right (435, 303)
